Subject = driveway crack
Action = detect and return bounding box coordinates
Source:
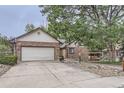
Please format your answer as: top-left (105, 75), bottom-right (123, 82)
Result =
top-left (41, 63), bottom-right (64, 84)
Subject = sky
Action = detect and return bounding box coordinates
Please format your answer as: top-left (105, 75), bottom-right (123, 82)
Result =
top-left (0, 5), bottom-right (47, 38)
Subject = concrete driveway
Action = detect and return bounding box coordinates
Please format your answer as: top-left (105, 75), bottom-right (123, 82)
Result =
top-left (0, 62), bottom-right (124, 88)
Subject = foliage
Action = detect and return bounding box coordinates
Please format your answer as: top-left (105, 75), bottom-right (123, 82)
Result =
top-left (99, 61), bottom-right (122, 65)
top-left (39, 5), bottom-right (124, 52)
top-left (39, 5), bottom-right (124, 62)
top-left (0, 55), bottom-right (17, 65)
top-left (0, 34), bottom-right (12, 53)
top-left (25, 24), bottom-right (35, 32)
top-left (40, 6), bottom-right (86, 43)
top-left (40, 25), bottom-right (48, 32)
top-left (0, 34), bottom-right (11, 47)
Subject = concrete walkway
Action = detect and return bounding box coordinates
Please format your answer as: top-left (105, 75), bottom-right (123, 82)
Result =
top-left (0, 62), bottom-right (124, 88)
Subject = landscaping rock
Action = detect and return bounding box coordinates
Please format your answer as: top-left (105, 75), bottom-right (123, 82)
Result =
top-left (65, 61), bottom-right (124, 77)
top-left (0, 64), bottom-right (11, 76)
top-left (81, 63), bottom-right (124, 77)
top-left (117, 84), bottom-right (124, 88)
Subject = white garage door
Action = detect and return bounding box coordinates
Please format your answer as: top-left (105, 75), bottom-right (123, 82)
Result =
top-left (21, 47), bottom-right (54, 61)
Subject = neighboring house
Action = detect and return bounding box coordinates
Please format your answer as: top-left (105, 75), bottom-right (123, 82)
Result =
top-left (11, 27), bottom-right (60, 62)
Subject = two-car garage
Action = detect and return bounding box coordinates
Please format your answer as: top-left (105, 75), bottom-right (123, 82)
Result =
top-left (12, 28), bottom-right (60, 62)
top-left (21, 47), bottom-right (55, 61)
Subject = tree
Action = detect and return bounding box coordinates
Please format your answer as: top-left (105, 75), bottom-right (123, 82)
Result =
top-left (39, 6), bottom-right (89, 43)
top-left (39, 5), bottom-right (124, 61)
top-left (81, 5), bottom-right (124, 61)
top-left (0, 34), bottom-right (10, 47)
top-left (40, 25), bottom-right (47, 32)
top-left (0, 34), bottom-right (12, 54)
top-left (25, 24), bottom-right (35, 32)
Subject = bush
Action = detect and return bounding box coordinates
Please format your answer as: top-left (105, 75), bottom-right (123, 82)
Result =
top-left (100, 61), bottom-right (122, 65)
top-left (0, 55), bottom-right (17, 65)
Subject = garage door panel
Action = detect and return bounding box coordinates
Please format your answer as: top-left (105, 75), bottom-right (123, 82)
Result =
top-left (21, 47), bottom-right (54, 61)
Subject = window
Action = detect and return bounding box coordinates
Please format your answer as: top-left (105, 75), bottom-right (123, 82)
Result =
top-left (68, 48), bottom-right (75, 54)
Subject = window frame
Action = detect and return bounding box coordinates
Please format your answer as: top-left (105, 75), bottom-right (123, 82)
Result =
top-left (68, 47), bottom-right (75, 54)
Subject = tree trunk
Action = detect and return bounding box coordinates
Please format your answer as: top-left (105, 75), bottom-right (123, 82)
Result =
top-left (108, 44), bottom-right (116, 62)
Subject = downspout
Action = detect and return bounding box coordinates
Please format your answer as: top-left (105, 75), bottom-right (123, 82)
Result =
top-left (13, 38), bottom-right (16, 56)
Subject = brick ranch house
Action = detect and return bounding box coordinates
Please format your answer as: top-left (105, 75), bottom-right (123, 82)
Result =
top-left (11, 27), bottom-right (87, 63)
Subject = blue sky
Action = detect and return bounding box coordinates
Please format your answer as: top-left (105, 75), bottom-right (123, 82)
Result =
top-left (0, 5), bottom-right (47, 38)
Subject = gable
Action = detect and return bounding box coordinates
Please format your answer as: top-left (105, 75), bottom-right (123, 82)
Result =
top-left (17, 29), bottom-right (59, 43)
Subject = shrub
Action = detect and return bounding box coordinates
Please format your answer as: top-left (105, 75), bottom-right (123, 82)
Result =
top-left (100, 61), bottom-right (122, 65)
top-left (0, 55), bottom-right (17, 65)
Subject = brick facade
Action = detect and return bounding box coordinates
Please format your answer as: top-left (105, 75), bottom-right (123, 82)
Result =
top-left (16, 41), bottom-right (60, 62)
top-left (60, 46), bottom-right (89, 61)
top-left (67, 47), bottom-right (79, 59)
